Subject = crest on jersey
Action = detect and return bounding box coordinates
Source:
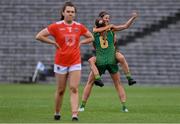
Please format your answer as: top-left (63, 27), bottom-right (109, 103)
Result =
top-left (65, 34), bottom-right (76, 46)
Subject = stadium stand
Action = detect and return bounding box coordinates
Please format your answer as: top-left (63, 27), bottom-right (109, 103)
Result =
top-left (0, 0), bottom-right (180, 84)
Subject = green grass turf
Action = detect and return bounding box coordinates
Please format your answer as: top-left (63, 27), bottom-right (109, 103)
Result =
top-left (0, 83), bottom-right (180, 123)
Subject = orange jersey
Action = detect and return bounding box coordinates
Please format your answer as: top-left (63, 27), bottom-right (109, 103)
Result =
top-left (47, 21), bottom-right (88, 66)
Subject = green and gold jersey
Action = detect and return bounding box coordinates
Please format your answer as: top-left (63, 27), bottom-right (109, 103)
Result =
top-left (93, 30), bottom-right (116, 66)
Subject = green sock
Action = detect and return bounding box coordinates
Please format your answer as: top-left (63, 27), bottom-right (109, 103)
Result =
top-left (95, 75), bottom-right (101, 80)
top-left (80, 100), bottom-right (86, 108)
top-left (122, 102), bottom-right (127, 109)
top-left (122, 102), bottom-right (126, 107)
top-left (125, 72), bottom-right (132, 80)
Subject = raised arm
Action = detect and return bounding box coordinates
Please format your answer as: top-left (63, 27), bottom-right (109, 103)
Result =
top-left (35, 28), bottom-right (60, 49)
top-left (112, 12), bottom-right (138, 31)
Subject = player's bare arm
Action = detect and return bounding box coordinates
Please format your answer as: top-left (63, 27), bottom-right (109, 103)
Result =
top-left (93, 24), bottom-right (114, 33)
top-left (35, 28), bottom-right (60, 49)
top-left (112, 12), bottom-right (138, 31)
top-left (80, 31), bottom-right (94, 45)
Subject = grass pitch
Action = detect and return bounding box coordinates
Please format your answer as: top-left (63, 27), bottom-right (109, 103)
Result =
top-left (0, 83), bottom-right (180, 123)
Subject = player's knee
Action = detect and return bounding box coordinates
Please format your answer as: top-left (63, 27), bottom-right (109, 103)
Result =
top-left (70, 87), bottom-right (78, 94)
top-left (57, 89), bottom-right (65, 96)
top-left (114, 80), bottom-right (120, 87)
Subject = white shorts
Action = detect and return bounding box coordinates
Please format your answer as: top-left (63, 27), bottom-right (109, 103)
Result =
top-left (54, 64), bottom-right (81, 74)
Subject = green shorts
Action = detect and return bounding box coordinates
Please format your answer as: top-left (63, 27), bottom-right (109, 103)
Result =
top-left (96, 64), bottom-right (119, 75)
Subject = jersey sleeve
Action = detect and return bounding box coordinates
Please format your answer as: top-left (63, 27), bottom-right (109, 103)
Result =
top-left (80, 24), bottom-right (88, 35)
top-left (47, 23), bottom-right (57, 36)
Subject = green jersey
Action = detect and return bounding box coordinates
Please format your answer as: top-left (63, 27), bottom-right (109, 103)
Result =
top-left (93, 30), bottom-right (116, 66)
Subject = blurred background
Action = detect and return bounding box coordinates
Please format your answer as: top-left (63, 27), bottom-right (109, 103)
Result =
top-left (0, 0), bottom-right (180, 85)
